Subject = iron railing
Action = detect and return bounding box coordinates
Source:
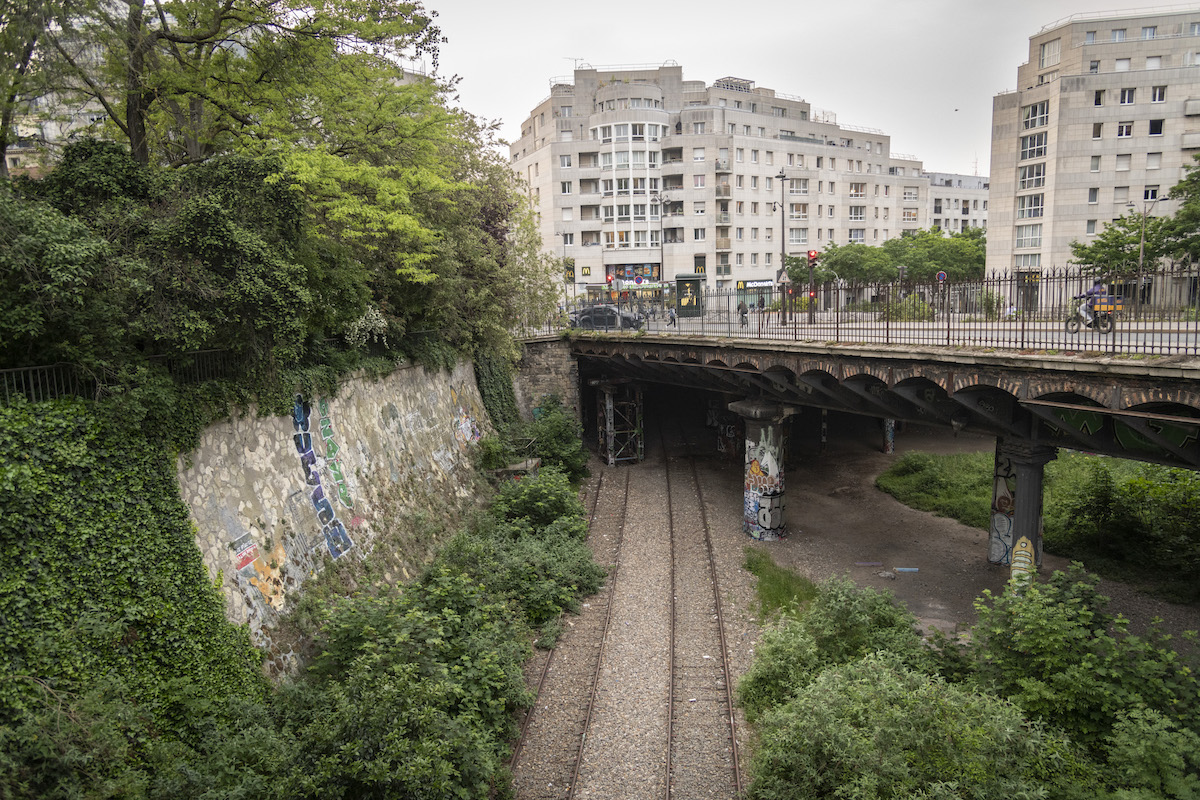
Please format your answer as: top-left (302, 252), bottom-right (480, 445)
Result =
top-left (520, 268), bottom-right (1200, 357)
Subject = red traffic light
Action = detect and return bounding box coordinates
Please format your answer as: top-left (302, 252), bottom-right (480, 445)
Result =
top-left (807, 249), bottom-right (819, 267)
top-left (809, 290), bottom-right (816, 298)
top-left (606, 274), bottom-right (613, 284)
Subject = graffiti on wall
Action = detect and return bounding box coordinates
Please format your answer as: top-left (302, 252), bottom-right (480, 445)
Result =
top-left (317, 398), bottom-right (354, 509)
top-left (988, 453), bottom-right (1016, 565)
top-left (450, 383), bottom-right (482, 446)
top-left (294, 394), bottom-right (354, 559)
top-left (744, 424), bottom-right (786, 540)
top-left (1010, 535), bottom-right (1036, 581)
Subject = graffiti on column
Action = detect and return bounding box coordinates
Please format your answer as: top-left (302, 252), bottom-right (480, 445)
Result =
top-left (744, 425), bottom-right (786, 540)
top-left (294, 394), bottom-right (353, 559)
top-left (988, 452), bottom-right (1016, 564)
top-left (1010, 535), bottom-right (1036, 581)
top-left (450, 384), bottom-right (482, 446)
top-left (317, 398), bottom-right (354, 509)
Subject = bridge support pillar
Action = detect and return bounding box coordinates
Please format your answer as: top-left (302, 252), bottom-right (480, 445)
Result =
top-left (728, 399), bottom-right (796, 540)
top-left (883, 418), bottom-right (896, 454)
top-left (988, 438), bottom-right (1057, 579)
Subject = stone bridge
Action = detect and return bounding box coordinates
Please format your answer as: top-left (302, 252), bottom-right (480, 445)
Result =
top-left (559, 333), bottom-right (1200, 577)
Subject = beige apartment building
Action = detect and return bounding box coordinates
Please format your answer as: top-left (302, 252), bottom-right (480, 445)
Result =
top-left (989, 7), bottom-right (1200, 277)
top-left (510, 64), bottom-right (982, 299)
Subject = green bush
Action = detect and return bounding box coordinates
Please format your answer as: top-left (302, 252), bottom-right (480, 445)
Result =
top-left (524, 395), bottom-right (589, 484)
top-left (747, 652), bottom-right (1097, 800)
top-left (491, 466), bottom-right (584, 530)
top-left (737, 577), bottom-right (929, 722)
top-left (877, 293), bottom-right (936, 322)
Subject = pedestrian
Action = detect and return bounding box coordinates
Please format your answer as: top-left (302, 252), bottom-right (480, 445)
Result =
top-left (668, 307), bottom-right (677, 327)
top-left (738, 300), bottom-right (748, 327)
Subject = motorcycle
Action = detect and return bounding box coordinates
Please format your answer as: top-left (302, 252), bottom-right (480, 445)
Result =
top-left (1065, 302), bottom-right (1115, 335)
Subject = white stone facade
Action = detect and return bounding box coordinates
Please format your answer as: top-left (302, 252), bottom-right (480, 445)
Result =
top-left (988, 7), bottom-right (1200, 275)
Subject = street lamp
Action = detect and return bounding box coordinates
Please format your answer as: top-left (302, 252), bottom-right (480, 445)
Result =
top-left (557, 231), bottom-right (574, 306)
top-left (772, 168), bottom-right (789, 323)
top-left (652, 192), bottom-right (670, 315)
top-left (1127, 197), bottom-right (1159, 314)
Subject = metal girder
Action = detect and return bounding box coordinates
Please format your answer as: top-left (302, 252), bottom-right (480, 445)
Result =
top-left (1023, 399), bottom-right (1200, 467)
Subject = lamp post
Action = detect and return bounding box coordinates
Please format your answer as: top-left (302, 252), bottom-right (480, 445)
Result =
top-left (652, 192), bottom-right (669, 313)
top-left (1127, 197), bottom-right (1159, 315)
top-left (774, 168), bottom-right (789, 324)
top-left (557, 231), bottom-right (573, 306)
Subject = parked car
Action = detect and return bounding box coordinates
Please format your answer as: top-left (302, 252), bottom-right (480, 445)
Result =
top-left (568, 305), bottom-right (644, 331)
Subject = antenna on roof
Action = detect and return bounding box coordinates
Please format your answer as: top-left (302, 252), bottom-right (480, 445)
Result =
top-left (565, 57), bottom-right (585, 69)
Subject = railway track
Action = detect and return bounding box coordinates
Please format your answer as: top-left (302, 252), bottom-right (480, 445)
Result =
top-left (510, 469), bottom-right (630, 799)
top-left (511, 413), bottom-right (742, 798)
top-left (661, 421), bottom-right (742, 799)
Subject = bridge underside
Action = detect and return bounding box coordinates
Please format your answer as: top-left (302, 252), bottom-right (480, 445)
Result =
top-left (571, 340), bottom-right (1200, 469)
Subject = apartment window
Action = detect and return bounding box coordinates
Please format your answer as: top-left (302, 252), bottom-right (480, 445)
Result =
top-left (693, 201), bottom-right (706, 215)
top-left (1019, 163), bottom-right (1046, 189)
top-left (694, 174), bottom-right (706, 188)
top-left (735, 253), bottom-right (743, 266)
top-left (735, 148), bottom-right (744, 162)
top-left (561, 106), bottom-right (572, 117)
top-left (766, 151), bottom-right (774, 165)
top-left (751, 253), bottom-right (758, 265)
top-left (1086, 220), bottom-right (1097, 235)
top-left (562, 207), bottom-right (574, 222)
top-left (758, 127), bottom-right (766, 137)
top-left (1152, 86), bottom-right (1167, 102)
top-left (693, 147), bottom-right (705, 161)
top-left (727, 123), bottom-right (736, 134)
top-left (789, 228), bottom-right (808, 245)
top-left (1148, 152), bottom-right (1162, 169)
top-left (735, 227), bottom-right (744, 241)
top-left (789, 203), bottom-right (807, 220)
top-left (1020, 132), bottom-right (1047, 160)
top-left (1146, 186), bottom-right (1160, 201)
top-left (1117, 121), bottom-right (1133, 138)
top-left (1120, 88), bottom-right (1135, 105)
top-left (1014, 254), bottom-right (1042, 268)
top-left (849, 182), bottom-right (866, 198)
top-left (1147, 56), bottom-right (1162, 69)
top-left (1094, 90), bottom-right (1104, 106)
top-left (560, 181), bottom-right (572, 194)
top-left (1086, 30), bottom-right (1096, 43)
top-left (902, 209), bottom-right (918, 223)
top-left (735, 201), bottom-right (744, 214)
top-left (736, 175), bottom-right (744, 188)
top-left (849, 206), bottom-right (865, 221)
top-left (1039, 38), bottom-right (1061, 68)
top-left (1150, 119), bottom-right (1165, 135)
top-left (1091, 156), bottom-right (1101, 172)
top-left (751, 149), bottom-right (759, 163)
top-left (743, 125), bottom-right (751, 135)
top-left (693, 228), bottom-right (706, 241)
top-left (1116, 58), bottom-right (1130, 71)
top-left (1114, 186), bottom-right (1129, 202)
top-left (1116, 154), bottom-right (1131, 171)
top-left (560, 155), bottom-right (572, 168)
top-left (751, 228), bottom-right (758, 240)
top-left (1143, 26), bottom-right (1157, 39)
top-left (1017, 194), bottom-right (1044, 219)
top-left (692, 122), bottom-right (706, 134)
top-left (751, 202), bottom-right (759, 214)
top-left (750, 176), bottom-right (758, 189)
top-left (1093, 122), bottom-right (1103, 139)
top-left (1090, 60), bottom-right (1100, 74)
top-left (849, 229), bottom-right (866, 243)
top-left (1022, 101), bottom-right (1049, 128)
top-left (1015, 224), bottom-right (1043, 248)
top-left (903, 187), bottom-right (918, 201)
top-left (1112, 28), bottom-right (1126, 41)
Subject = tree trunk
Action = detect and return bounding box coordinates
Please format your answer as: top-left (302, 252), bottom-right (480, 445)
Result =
top-left (124, 0), bottom-right (149, 164)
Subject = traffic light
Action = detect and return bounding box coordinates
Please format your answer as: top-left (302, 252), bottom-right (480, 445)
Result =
top-left (606, 273), bottom-right (614, 285)
top-left (807, 249), bottom-right (819, 268)
top-left (809, 290), bottom-right (816, 299)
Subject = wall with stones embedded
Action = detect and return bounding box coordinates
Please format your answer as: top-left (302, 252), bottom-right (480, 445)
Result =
top-left (177, 361), bottom-right (489, 670)
top-left (513, 337), bottom-right (580, 420)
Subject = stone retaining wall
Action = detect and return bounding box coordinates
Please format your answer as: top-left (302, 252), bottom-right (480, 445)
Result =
top-left (513, 338), bottom-right (580, 420)
top-left (177, 361), bottom-right (489, 668)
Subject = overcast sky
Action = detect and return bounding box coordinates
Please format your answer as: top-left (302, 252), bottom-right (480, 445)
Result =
top-left (420, 0), bottom-right (1194, 177)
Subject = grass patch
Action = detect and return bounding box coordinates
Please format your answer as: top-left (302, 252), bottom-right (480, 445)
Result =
top-left (744, 547), bottom-right (818, 619)
top-left (876, 449), bottom-right (1200, 603)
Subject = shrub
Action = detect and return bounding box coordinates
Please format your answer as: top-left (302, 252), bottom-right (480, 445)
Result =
top-left (491, 466), bottom-right (584, 530)
top-left (524, 395), bottom-right (589, 484)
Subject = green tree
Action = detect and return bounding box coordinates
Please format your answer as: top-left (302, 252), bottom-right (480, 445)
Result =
top-left (802, 242), bottom-right (895, 283)
top-left (1069, 211), bottom-right (1167, 277)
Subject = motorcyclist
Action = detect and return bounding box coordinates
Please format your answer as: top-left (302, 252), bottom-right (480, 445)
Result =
top-left (737, 300), bottom-right (749, 327)
top-left (1074, 279), bottom-right (1106, 326)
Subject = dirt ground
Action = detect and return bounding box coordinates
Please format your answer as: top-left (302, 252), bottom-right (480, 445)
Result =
top-left (761, 415), bottom-right (1200, 639)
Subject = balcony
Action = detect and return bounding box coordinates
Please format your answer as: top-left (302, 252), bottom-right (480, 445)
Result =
top-left (715, 212), bottom-right (731, 224)
top-left (714, 159), bottom-right (731, 172)
top-left (715, 185), bottom-right (732, 198)
top-left (715, 238), bottom-right (732, 251)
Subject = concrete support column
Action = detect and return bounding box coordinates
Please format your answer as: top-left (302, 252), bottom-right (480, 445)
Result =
top-left (883, 418), bottom-right (896, 454)
top-left (988, 438), bottom-right (1057, 580)
top-left (728, 399), bottom-right (796, 541)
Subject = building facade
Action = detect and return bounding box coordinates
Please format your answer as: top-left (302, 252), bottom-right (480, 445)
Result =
top-left (988, 7), bottom-right (1200, 276)
top-left (511, 64), bottom-right (978, 300)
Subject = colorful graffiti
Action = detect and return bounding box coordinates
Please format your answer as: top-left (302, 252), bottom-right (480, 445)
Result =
top-left (317, 398), bottom-right (354, 509)
top-left (988, 452), bottom-right (1016, 565)
top-left (293, 394), bottom-right (354, 559)
top-left (743, 423), bottom-right (786, 540)
top-left (1010, 535), bottom-right (1036, 582)
top-left (450, 384), bottom-right (482, 446)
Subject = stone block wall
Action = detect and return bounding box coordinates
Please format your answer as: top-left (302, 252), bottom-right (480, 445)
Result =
top-left (177, 361), bottom-right (489, 667)
top-left (513, 338), bottom-right (580, 420)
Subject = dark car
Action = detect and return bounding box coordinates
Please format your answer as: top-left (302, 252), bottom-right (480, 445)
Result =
top-left (568, 305), bottom-right (643, 331)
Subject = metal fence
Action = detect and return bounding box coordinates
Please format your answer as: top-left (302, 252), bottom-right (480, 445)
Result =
top-left (520, 268), bottom-right (1200, 357)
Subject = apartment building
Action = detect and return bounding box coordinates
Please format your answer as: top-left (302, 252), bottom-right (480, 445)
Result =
top-left (925, 172), bottom-right (989, 233)
top-left (988, 7), bottom-right (1200, 276)
top-left (510, 64), bottom-right (946, 298)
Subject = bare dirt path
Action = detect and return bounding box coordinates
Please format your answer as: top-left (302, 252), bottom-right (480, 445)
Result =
top-left (762, 418), bottom-right (1200, 640)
